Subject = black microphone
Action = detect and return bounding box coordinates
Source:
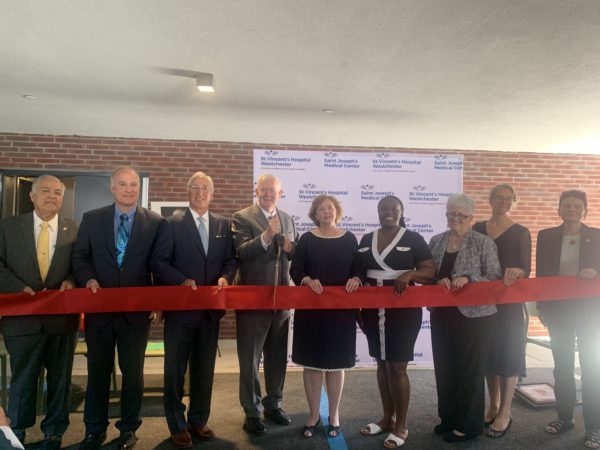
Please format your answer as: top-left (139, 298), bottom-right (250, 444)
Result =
top-left (275, 233), bottom-right (285, 248)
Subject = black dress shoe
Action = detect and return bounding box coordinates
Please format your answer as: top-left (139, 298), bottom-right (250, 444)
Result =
top-left (78, 432), bottom-right (107, 450)
top-left (434, 423), bottom-right (453, 435)
top-left (243, 417), bottom-right (267, 435)
top-left (117, 431), bottom-right (138, 449)
top-left (264, 408), bottom-right (291, 425)
top-left (443, 431), bottom-right (478, 443)
top-left (43, 435), bottom-right (62, 450)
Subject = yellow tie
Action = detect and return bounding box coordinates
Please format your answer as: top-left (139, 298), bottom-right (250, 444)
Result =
top-left (37, 221), bottom-right (50, 281)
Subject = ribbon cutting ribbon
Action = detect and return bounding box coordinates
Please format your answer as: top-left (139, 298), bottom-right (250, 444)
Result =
top-left (0, 276), bottom-right (598, 317)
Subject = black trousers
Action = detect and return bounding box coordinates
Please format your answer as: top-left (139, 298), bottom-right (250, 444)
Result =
top-left (545, 306), bottom-right (600, 430)
top-left (83, 314), bottom-right (150, 434)
top-left (5, 331), bottom-right (77, 438)
top-left (430, 307), bottom-right (493, 435)
top-left (163, 315), bottom-right (219, 434)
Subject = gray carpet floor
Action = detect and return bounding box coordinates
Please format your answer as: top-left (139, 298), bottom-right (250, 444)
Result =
top-left (19, 367), bottom-right (589, 450)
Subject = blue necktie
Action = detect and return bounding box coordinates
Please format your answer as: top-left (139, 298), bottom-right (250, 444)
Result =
top-left (116, 214), bottom-right (129, 267)
top-left (198, 217), bottom-right (208, 253)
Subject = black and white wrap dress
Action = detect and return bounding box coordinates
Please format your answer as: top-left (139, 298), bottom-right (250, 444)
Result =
top-left (357, 228), bottom-right (433, 362)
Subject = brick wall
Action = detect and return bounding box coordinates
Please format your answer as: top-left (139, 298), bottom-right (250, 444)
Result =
top-left (4, 132), bottom-right (599, 339)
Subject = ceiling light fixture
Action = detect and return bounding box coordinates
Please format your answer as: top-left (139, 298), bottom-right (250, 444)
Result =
top-left (323, 109), bottom-right (335, 114)
top-left (196, 73), bottom-right (214, 93)
top-left (22, 94), bottom-right (37, 100)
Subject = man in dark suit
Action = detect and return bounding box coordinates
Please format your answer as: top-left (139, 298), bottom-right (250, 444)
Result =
top-left (232, 174), bottom-right (298, 435)
top-left (72, 166), bottom-right (168, 450)
top-left (0, 175), bottom-right (79, 450)
top-left (151, 172), bottom-right (236, 448)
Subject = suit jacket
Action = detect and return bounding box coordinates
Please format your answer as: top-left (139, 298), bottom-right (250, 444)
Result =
top-left (536, 223), bottom-right (600, 314)
top-left (151, 209), bottom-right (237, 322)
top-left (0, 212), bottom-right (80, 336)
top-left (232, 204), bottom-right (298, 286)
top-left (72, 204), bottom-right (168, 325)
top-left (429, 229), bottom-right (501, 318)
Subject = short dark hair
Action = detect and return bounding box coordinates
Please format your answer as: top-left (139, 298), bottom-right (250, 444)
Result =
top-left (559, 190), bottom-right (587, 209)
top-left (377, 195), bottom-right (407, 227)
top-left (308, 195), bottom-right (343, 226)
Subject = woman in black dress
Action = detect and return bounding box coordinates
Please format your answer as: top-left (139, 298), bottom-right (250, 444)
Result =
top-left (290, 195), bottom-right (362, 439)
top-left (357, 196), bottom-right (435, 448)
top-left (473, 184), bottom-right (531, 438)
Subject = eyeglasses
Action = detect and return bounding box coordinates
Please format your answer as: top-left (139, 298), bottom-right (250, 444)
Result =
top-left (188, 185), bottom-right (211, 193)
top-left (446, 212), bottom-right (472, 221)
top-left (492, 195), bottom-right (514, 202)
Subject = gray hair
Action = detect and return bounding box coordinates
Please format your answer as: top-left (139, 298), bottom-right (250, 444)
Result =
top-left (110, 166), bottom-right (139, 187)
top-left (187, 171), bottom-right (214, 192)
top-left (31, 175), bottom-right (65, 194)
top-left (447, 193), bottom-right (475, 216)
top-left (256, 173), bottom-right (281, 190)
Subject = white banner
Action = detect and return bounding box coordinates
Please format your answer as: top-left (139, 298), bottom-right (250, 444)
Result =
top-left (254, 149), bottom-right (463, 367)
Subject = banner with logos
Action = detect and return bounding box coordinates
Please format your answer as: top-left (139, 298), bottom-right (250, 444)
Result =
top-left (254, 149), bottom-right (464, 366)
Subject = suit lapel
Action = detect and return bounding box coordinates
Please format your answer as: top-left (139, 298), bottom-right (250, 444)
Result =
top-left (253, 204), bottom-right (269, 231)
top-left (103, 205), bottom-right (118, 264)
top-left (547, 226), bottom-right (564, 275)
top-left (207, 212), bottom-right (222, 257)
top-left (21, 212), bottom-right (41, 276)
top-left (122, 206), bottom-right (146, 266)
top-left (183, 209), bottom-right (206, 256)
top-left (47, 216), bottom-right (69, 276)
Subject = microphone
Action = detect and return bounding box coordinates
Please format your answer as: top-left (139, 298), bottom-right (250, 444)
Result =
top-left (275, 233), bottom-right (285, 248)
top-left (274, 234), bottom-right (283, 287)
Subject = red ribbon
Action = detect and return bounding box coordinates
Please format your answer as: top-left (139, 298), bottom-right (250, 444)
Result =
top-left (0, 276), bottom-right (597, 317)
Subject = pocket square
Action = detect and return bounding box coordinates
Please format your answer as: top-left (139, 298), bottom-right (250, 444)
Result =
top-left (396, 246), bottom-right (411, 251)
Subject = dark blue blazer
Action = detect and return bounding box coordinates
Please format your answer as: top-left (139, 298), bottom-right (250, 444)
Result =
top-left (72, 204), bottom-right (168, 325)
top-left (151, 209), bottom-right (237, 322)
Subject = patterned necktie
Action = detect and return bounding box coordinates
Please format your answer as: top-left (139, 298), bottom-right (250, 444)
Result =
top-left (37, 221), bottom-right (50, 281)
top-left (198, 216), bottom-right (208, 253)
top-left (116, 214), bottom-right (129, 267)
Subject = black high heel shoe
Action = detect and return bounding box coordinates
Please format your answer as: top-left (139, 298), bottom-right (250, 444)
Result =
top-left (303, 419), bottom-right (321, 438)
top-left (327, 417), bottom-right (342, 438)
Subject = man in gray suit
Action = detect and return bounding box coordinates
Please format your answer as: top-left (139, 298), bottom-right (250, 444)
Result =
top-left (232, 174), bottom-right (298, 435)
top-left (0, 175), bottom-right (79, 450)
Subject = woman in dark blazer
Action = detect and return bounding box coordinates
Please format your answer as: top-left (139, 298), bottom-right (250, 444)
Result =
top-left (429, 193), bottom-right (502, 443)
top-left (536, 190), bottom-right (600, 449)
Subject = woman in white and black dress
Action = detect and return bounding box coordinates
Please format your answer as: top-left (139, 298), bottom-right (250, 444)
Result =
top-left (290, 195), bottom-right (362, 439)
top-left (357, 196), bottom-right (435, 449)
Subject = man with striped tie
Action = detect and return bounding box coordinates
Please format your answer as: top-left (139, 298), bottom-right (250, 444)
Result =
top-left (0, 175), bottom-right (79, 450)
top-left (72, 166), bottom-right (168, 450)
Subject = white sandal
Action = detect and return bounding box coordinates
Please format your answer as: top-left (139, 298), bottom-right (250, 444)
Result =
top-left (361, 423), bottom-right (385, 436)
top-left (383, 432), bottom-right (406, 448)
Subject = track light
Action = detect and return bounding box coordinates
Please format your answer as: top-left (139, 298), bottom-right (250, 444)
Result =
top-left (196, 73), bottom-right (214, 93)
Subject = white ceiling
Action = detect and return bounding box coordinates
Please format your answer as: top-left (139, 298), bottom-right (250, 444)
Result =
top-left (2, 0), bottom-right (600, 154)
